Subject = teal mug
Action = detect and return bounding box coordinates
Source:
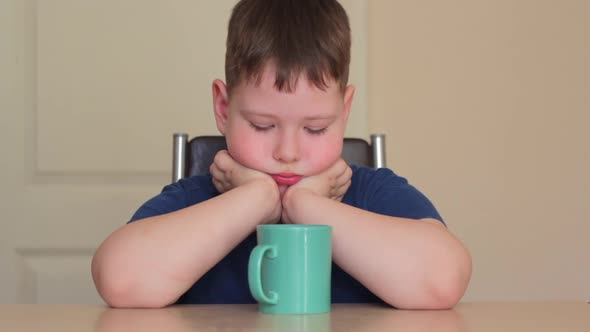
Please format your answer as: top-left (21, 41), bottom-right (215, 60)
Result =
top-left (248, 224), bottom-right (332, 314)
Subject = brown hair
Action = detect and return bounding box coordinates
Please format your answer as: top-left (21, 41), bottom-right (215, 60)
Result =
top-left (225, 0), bottom-right (351, 94)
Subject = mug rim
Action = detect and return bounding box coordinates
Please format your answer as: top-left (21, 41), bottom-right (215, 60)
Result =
top-left (257, 224), bottom-right (331, 231)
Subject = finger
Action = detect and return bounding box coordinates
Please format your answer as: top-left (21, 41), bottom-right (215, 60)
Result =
top-left (210, 163), bottom-right (227, 183)
top-left (209, 162), bottom-right (220, 176)
top-left (333, 178), bottom-right (351, 199)
top-left (213, 150), bottom-right (232, 171)
top-left (342, 178), bottom-right (352, 192)
top-left (333, 178), bottom-right (350, 201)
top-left (212, 178), bottom-right (225, 193)
top-left (331, 166), bottom-right (350, 189)
top-left (336, 160), bottom-right (351, 177)
top-left (337, 163), bottom-right (352, 182)
top-left (327, 159), bottom-right (349, 185)
top-left (342, 165), bottom-right (353, 182)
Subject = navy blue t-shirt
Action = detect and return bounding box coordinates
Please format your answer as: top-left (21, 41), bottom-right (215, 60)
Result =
top-left (129, 165), bottom-right (443, 304)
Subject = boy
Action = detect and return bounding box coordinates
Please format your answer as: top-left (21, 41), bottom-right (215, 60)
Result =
top-left (92, 0), bottom-right (471, 309)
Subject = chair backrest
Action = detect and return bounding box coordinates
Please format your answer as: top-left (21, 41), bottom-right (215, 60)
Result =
top-left (172, 134), bottom-right (386, 182)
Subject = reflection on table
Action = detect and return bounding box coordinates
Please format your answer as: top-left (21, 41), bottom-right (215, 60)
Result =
top-left (0, 302), bottom-right (588, 332)
top-left (95, 303), bottom-right (464, 332)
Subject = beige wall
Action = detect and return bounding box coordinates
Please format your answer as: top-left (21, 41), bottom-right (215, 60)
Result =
top-left (368, 0), bottom-right (589, 301)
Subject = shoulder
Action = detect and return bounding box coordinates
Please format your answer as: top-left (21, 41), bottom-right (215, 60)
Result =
top-left (345, 165), bottom-right (444, 223)
top-left (349, 165), bottom-right (411, 199)
top-left (346, 165), bottom-right (410, 204)
top-left (350, 165), bottom-right (409, 188)
top-left (158, 174), bottom-right (219, 205)
top-left (169, 174), bottom-right (218, 198)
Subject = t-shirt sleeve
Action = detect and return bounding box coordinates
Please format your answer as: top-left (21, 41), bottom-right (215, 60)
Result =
top-left (129, 182), bottom-right (189, 223)
top-left (360, 167), bottom-right (444, 224)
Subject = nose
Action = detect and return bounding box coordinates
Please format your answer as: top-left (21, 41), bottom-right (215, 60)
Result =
top-left (273, 131), bottom-right (300, 163)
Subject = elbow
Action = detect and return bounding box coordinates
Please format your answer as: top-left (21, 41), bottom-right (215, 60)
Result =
top-left (382, 284), bottom-right (465, 310)
top-left (386, 276), bottom-right (470, 310)
top-left (423, 249), bottom-right (473, 310)
top-left (422, 278), bottom-right (468, 310)
top-left (91, 251), bottom-right (175, 309)
top-left (421, 229), bottom-right (473, 309)
top-left (385, 249), bottom-right (472, 310)
top-left (100, 289), bottom-right (173, 309)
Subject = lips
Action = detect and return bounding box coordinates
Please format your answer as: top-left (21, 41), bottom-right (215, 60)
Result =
top-left (270, 173), bottom-right (302, 186)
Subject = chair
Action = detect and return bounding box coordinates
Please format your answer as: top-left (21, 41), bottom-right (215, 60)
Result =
top-left (172, 133), bottom-right (386, 182)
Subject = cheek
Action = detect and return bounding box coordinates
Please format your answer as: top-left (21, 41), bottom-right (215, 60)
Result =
top-left (303, 137), bottom-right (343, 175)
top-left (225, 128), bottom-right (270, 171)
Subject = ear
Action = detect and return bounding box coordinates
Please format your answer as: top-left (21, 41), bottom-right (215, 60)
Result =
top-left (342, 84), bottom-right (355, 122)
top-left (212, 79), bottom-right (230, 135)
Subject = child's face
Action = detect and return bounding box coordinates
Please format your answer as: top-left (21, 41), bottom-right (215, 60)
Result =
top-left (212, 64), bottom-right (355, 177)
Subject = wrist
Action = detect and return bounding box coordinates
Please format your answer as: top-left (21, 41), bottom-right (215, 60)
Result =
top-left (282, 187), bottom-right (315, 223)
top-left (248, 177), bottom-right (281, 223)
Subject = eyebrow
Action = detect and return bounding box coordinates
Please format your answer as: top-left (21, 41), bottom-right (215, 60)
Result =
top-left (303, 115), bottom-right (335, 121)
top-left (240, 109), bottom-right (336, 121)
top-left (240, 109), bottom-right (275, 118)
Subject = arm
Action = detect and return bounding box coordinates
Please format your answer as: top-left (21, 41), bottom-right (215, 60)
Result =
top-left (283, 190), bottom-right (471, 309)
top-left (281, 161), bottom-right (472, 309)
top-left (92, 152), bottom-right (280, 308)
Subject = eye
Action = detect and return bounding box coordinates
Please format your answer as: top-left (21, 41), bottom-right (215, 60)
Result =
top-left (305, 127), bottom-right (328, 135)
top-left (249, 122), bottom-right (274, 132)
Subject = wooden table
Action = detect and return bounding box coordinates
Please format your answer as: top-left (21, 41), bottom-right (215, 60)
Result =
top-left (0, 302), bottom-right (588, 331)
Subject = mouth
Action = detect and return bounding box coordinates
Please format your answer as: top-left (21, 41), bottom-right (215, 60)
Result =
top-left (270, 173), bottom-right (303, 186)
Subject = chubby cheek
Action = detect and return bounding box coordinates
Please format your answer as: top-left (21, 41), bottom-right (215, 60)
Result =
top-left (303, 139), bottom-right (343, 175)
top-left (225, 129), bottom-right (271, 172)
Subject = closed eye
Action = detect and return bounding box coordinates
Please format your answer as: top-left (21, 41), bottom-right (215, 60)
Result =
top-left (305, 127), bottom-right (327, 135)
top-left (249, 122), bottom-right (274, 132)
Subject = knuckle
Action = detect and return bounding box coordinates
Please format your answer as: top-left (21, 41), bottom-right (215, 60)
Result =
top-left (214, 150), bottom-right (229, 164)
top-left (213, 152), bottom-right (223, 165)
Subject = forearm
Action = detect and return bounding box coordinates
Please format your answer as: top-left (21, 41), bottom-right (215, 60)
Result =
top-left (92, 179), bottom-right (279, 308)
top-left (284, 190), bottom-right (472, 309)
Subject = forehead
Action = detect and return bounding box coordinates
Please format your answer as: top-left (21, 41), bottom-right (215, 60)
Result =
top-left (230, 63), bottom-right (342, 115)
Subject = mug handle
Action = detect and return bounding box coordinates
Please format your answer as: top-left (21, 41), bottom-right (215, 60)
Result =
top-left (248, 244), bottom-right (278, 305)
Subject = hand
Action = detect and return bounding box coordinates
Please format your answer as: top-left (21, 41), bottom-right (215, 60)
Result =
top-left (210, 150), bottom-right (273, 193)
top-left (210, 150), bottom-right (281, 224)
top-left (281, 159), bottom-right (352, 223)
top-left (287, 158), bottom-right (352, 201)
